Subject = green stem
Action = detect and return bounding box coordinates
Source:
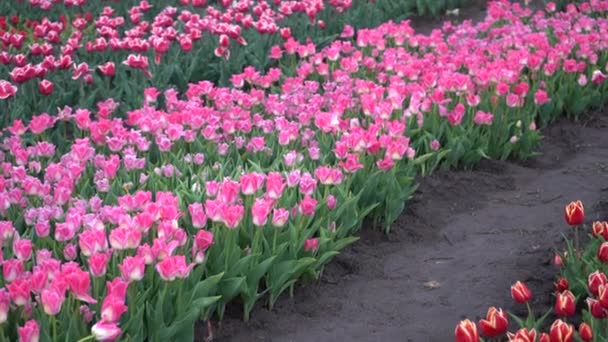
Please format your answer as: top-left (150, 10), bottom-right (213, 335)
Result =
top-left (574, 225), bottom-right (580, 257)
top-left (76, 335), bottom-right (95, 342)
top-left (272, 227), bottom-right (278, 255)
top-left (52, 315), bottom-right (57, 341)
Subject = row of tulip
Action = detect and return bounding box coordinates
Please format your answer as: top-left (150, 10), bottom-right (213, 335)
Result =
top-left (454, 201), bottom-right (608, 342)
top-left (0, 0), bottom-right (465, 124)
top-left (2, 1), bottom-right (608, 341)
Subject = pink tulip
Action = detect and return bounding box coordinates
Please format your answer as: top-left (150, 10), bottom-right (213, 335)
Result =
top-left (266, 172), bottom-right (286, 199)
top-left (252, 198), bottom-right (273, 226)
top-left (299, 196), bottom-right (318, 217)
top-left (64, 243), bottom-right (78, 261)
top-left (89, 252), bottom-right (110, 277)
top-left (304, 238), bottom-right (319, 253)
top-left (272, 208), bottom-right (290, 228)
top-left (118, 256), bottom-right (146, 282)
top-left (0, 80), bottom-right (17, 100)
top-left (12, 238), bottom-right (32, 261)
top-left (79, 230), bottom-right (108, 257)
top-left (0, 289), bottom-right (10, 323)
top-left (91, 321), bottom-right (122, 341)
top-left (188, 203), bottom-right (207, 229)
top-left (41, 288), bottom-right (65, 315)
top-left (30, 268), bottom-right (48, 294)
top-left (3, 258), bottom-right (24, 283)
top-left (240, 173), bottom-right (265, 195)
top-left (222, 205), bottom-right (245, 229)
top-left (155, 255), bottom-right (193, 281)
top-left (219, 180), bottom-right (240, 204)
top-left (66, 269), bottom-right (97, 304)
top-left (101, 295), bottom-right (128, 323)
top-left (7, 278), bottom-right (30, 306)
top-left (194, 230), bottom-right (214, 251)
top-left (106, 278), bottom-right (129, 302)
top-left (18, 320), bottom-right (39, 342)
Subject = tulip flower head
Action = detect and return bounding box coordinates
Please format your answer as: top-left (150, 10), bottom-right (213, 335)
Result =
top-left (455, 319), bottom-right (479, 342)
top-left (511, 281), bottom-right (532, 304)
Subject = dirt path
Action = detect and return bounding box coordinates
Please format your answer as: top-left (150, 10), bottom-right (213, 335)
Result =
top-left (210, 2), bottom-right (608, 341)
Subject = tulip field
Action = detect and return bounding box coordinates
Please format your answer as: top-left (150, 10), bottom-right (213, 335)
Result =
top-left (0, 0), bottom-right (608, 341)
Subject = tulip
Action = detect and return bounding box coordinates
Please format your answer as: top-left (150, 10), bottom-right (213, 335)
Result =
top-left (91, 321), bottom-right (122, 341)
top-left (41, 288), bottom-right (64, 315)
top-left (89, 252), bottom-right (109, 277)
top-left (565, 200), bottom-right (584, 253)
top-left (272, 208), bottom-right (289, 228)
top-left (304, 238), bottom-right (319, 253)
top-left (0, 80), bottom-right (18, 99)
top-left (598, 284), bottom-right (608, 308)
top-left (194, 230), bottom-right (214, 252)
top-left (7, 278), bottom-right (30, 306)
top-left (549, 319), bottom-right (574, 342)
top-left (18, 320), bottom-right (39, 342)
top-left (511, 281), bottom-right (532, 304)
top-left (118, 256), bottom-right (145, 282)
top-left (251, 198), bottom-right (272, 226)
top-left (553, 253), bottom-right (563, 266)
top-left (478, 307), bottom-right (508, 338)
top-left (66, 269), bottom-right (97, 304)
top-left (13, 238), bottom-right (33, 261)
top-left (554, 277), bottom-right (568, 292)
top-left (565, 201), bottom-right (584, 225)
top-left (38, 79), bottom-right (54, 95)
top-left (592, 221), bottom-right (607, 238)
top-left (588, 271), bottom-right (607, 296)
top-left (554, 290), bottom-right (575, 317)
top-left (188, 203), bottom-right (207, 228)
top-left (455, 319), bottom-right (479, 342)
top-left (579, 322), bottom-right (593, 342)
top-left (0, 289), bottom-right (9, 323)
top-left (101, 295), bottom-right (128, 323)
top-left (507, 328), bottom-right (537, 342)
top-left (587, 298), bottom-right (608, 318)
top-left (598, 242), bottom-right (608, 263)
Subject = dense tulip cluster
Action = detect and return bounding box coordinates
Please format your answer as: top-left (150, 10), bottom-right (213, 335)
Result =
top-left (0, 0), bottom-right (465, 121)
top-left (455, 201), bottom-right (608, 342)
top-left (0, 0), bottom-right (608, 341)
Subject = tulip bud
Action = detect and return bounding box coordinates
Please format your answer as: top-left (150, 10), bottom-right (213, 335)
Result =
top-left (564, 200), bottom-right (584, 225)
top-left (554, 253), bottom-right (563, 266)
top-left (592, 221), bottom-right (607, 238)
top-left (598, 284), bottom-right (608, 308)
top-left (579, 322), bottom-right (593, 342)
top-left (455, 319), bottom-right (479, 342)
top-left (478, 307), bottom-right (508, 338)
top-left (507, 328), bottom-right (537, 342)
top-left (91, 321), bottom-right (122, 341)
top-left (598, 242), bottom-right (608, 263)
top-left (587, 298), bottom-right (608, 318)
top-left (588, 271), bottom-right (607, 296)
top-left (511, 281), bottom-right (532, 304)
top-left (554, 290), bottom-right (576, 317)
top-left (549, 319), bottom-right (574, 342)
top-left (539, 333), bottom-right (550, 342)
top-left (554, 277), bottom-right (569, 292)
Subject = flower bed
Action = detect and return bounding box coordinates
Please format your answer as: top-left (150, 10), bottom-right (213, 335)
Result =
top-left (0, 0), bottom-right (466, 124)
top-left (1, 1), bottom-right (608, 341)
